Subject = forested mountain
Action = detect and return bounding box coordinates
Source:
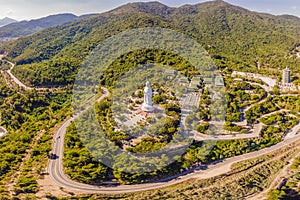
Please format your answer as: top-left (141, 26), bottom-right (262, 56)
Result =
top-left (0, 14), bottom-right (79, 38)
top-left (1, 0), bottom-right (300, 86)
top-left (0, 17), bottom-right (17, 27)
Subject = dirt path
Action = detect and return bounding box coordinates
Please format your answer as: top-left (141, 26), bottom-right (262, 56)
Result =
top-left (7, 130), bottom-right (45, 196)
top-left (247, 150), bottom-right (300, 200)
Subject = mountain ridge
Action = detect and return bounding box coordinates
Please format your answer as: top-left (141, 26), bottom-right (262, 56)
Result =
top-left (0, 13), bottom-right (79, 38)
top-left (1, 1), bottom-right (299, 86)
top-left (0, 17), bottom-right (17, 27)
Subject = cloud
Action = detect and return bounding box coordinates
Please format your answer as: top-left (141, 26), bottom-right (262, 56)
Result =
top-left (5, 10), bottom-right (14, 16)
top-left (291, 6), bottom-right (297, 10)
top-left (266, 8), bottom-right (272, 12)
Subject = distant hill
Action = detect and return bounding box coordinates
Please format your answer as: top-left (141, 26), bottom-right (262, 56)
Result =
top-left (77, 14), bottom-right (99, 20)
top-left (0, 17), bottom-right (17, 27)
top-left (0, 14), bottom-right (79, 38)
top-left (1, 1), bottom-right (299, 87)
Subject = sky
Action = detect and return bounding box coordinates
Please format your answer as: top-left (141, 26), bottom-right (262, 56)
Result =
top-left (0, 0), bottom-right (299, 21)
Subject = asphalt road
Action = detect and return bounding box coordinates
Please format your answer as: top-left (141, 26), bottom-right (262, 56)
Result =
top-left (193, 122), bottom-right (262, 141)
top-left (6, 60), bottom-right (33, 90)
top-left (2, 55), bottom-right (300, 194)
top-left (48, 89), bottom-right (300, 194)
top-left (4, 59), bottom-right (49, 91)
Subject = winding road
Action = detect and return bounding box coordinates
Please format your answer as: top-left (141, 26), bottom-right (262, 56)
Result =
top-left (47, 90), bottom-right (300, 194)
top-left (6, 60), bottom-right (33, 90)
top-left (1, 58), bottom-right (299, 195)
top-left (48, 113), bottom-right (300, 193)
top-left (193, 122), bottom-right (262, 141)
top-left (1, 56), bottom-right (56, 91)
top-left (0, 55), bottom-right (34, 90)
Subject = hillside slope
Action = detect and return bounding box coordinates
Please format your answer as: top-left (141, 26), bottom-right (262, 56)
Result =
top-left (0, 14), bottom-right (78, 38)
top-left (1, 1), bottom-right (299, 86)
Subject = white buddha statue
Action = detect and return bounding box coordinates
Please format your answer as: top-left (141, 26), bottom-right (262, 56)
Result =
top-left (141, 81), bottom-right (154, 112)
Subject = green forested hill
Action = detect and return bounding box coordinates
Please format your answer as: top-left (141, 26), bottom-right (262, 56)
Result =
top-left (1, 0), bottom-right (300, 86)
top-left (0, 14), bottom-right (79, 39)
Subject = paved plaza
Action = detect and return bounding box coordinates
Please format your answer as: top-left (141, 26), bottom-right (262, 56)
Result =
top-left (180, 92), bottom-right (201, 110)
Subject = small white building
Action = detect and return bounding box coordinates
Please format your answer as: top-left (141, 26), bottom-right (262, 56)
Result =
top-left (282, 67), bottom-right (291, 84)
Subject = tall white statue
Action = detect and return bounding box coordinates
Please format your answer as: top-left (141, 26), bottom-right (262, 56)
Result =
top-left (142, 81), bottom-right (154, 112)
